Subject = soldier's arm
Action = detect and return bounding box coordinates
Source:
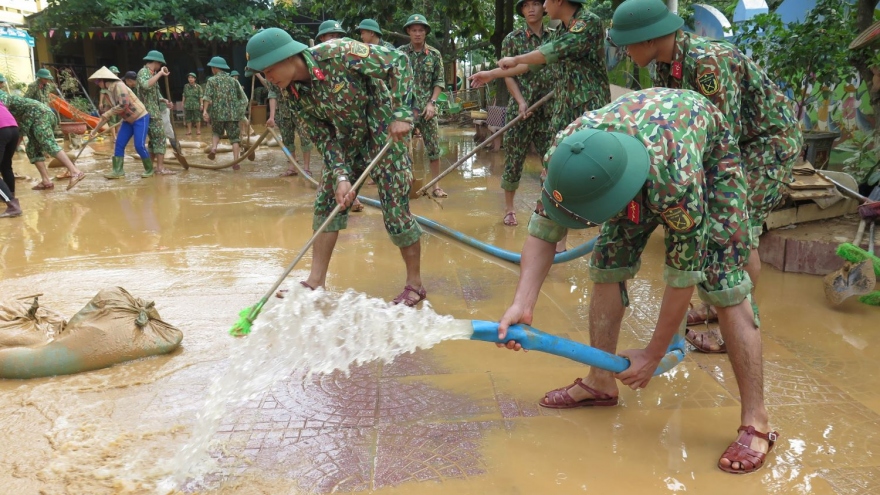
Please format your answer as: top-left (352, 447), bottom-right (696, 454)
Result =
top-left (430, 52), bottom-right (445, 100)
top-left (691, 56), bottom-right (738, 125)
top-left (538, 17), bottom-right (602, 66)
top-left (266, 84), bottom-right (279, 121)
top-left (344, 43), bottom-right (414, 123)
top-left (202, 81), bottom-right (214, 112)
top-left (500, 35), bottom-right (528, 108)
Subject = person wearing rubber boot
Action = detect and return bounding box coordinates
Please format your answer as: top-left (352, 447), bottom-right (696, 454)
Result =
top-left (203, 56), bottom-right (248, 168)
top-left (399, 14), bottom-right (447, 198)
top-left (98, 66), bottom-right (122, 139)
top-left (0, 91), bottom-right (86, 190)
top-left (256, 73), bottom-right (313, 177)
top-left (245, 28), bottom-right (427, 306)
top-left (497, 88), bottom-right (776, 475)
top-left (24, 68), bottom-right (56, 105)
top-left (498, 0), bottom-right (555, 228)
top-left (0, 100), bottom-right (21, 218)
top-left (182, 73), bottom-right (203, 136)
top-left (88, 67), bottom-right (154, 179)
top-left (138, 50), bottom-right (175, 176)
top-left (608, 0), bottom-right (802, 353)
top-left (357, 19), bottom-right (396, 51)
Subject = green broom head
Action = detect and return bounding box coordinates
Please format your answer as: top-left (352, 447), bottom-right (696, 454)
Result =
top-left (836, 243), bottom-right (880, 278)
top-left (858, 290), bottom-right (880, 306)
top-left (229, 300), bottom-right (266, 337)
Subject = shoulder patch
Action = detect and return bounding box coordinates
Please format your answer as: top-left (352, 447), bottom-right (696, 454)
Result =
top-left (697, 72), bottom-right (719, 96)
top-left (570, 20), bottom-right (587, 33)
top-left (349, 41), bottom-right (371, 58)
top-left (661, 206), bottom-right (695, 232)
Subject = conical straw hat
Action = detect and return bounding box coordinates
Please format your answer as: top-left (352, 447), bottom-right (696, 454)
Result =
top-left (89, 66), bottom-right (120, 81)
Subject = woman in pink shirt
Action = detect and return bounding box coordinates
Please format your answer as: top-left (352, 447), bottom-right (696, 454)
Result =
top-left (0, 101), bottom-right (20, 218)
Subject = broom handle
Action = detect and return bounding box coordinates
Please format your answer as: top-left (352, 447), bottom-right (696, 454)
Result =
top-left (255, 140), bottom-right (394, 305)
top-left (816, 171), bottom-right (870, 203)
top-left (416, 90), bottom-right (554, 196)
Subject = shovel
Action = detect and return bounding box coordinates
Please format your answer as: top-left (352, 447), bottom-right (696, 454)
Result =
top-left (823, 259), bottom-right (877, 305)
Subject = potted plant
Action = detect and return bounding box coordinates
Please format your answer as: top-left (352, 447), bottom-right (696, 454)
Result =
top-left (734, 0), bottom-right (855, 169)
top-left (56, 69), bottom-right (90, 136)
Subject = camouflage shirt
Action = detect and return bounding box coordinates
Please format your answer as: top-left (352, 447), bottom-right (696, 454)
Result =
top-left (203, 72), bottom-right (248, 122)
top-left (537, 7), bottom-right (610, 114)
top-left (501, 24), bottom-right (554, 105)
top-left (399, 43), bottom-right (444, 111)
top-left (279, 39), bottom-right (414, 180)
top-left (535, 88), bottom-right (749, 293)
top-left (24, 81), bottom-right (54, 105)
top-left (182, 82), bottom-right (203, 110)
top-left (0, 90), bottom-right (58, 133)
top-left (653, 31), bottom-right (801, 164)
top-left (137, 66), bottom-right (163, 115)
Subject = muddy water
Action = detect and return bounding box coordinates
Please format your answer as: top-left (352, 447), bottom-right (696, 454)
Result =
top-left (1, 126), bottom-right (878, 494)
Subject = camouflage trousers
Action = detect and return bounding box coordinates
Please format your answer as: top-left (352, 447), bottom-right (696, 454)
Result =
top-left (501, 102), bottom-right (554, 191)
top-left (413, 113), bottom-right (440, 161)
top-left (185, 109), bottom-right (201, 124)
top-left (743, 133), bottom-right (801, 247)
top-left (147, 111), bottom-right (167, 154)
top-left (212, 120), bottom-right (241, 144)
top-left (23, 109), bottom-right (61, 164)
top-left (277, 114), bottom-right (312, 155)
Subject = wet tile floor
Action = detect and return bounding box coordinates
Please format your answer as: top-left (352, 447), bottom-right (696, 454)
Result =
top-left (0, 124), bottom-right (879, 494)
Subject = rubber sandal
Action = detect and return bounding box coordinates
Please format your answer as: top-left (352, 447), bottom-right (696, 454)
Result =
top-left (685, 327), bottom-right (727, 353)
top-left (279, 169), bottom-right (298, 177)
top-left (232, 164), bottom-right (241, 171)
top-left (275, 281), bottom-right (316, 299)
top-left (539, 378), bottom-right (619, 409)
top-left (54, 171), bottom-right (72, 180)
top-left (351, 201), bottom-right (365, 212)
top-left (431, 188), bottom-right (448, 198)
top-left (718, 425), bottom-right (778, 474)
top-left (392, 284), bottom-right (427, 307)
top-left (66, 172), bottom-right (86, 191)
top-left (32, 182), bottom-right (54, 191)
top-left (207, 148), bottom-right (216, 160)
top-left (687, 303), bottom-right (718, 326)
top-left (503, 211), bottom-right (517, 226)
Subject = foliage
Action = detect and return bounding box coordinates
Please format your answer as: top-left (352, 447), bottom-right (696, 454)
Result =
top-left (70, 96), bottom-right (92, 114)
top-left (733, 0), bottom-right (855, 122)
top-left (842, 128), bottom-right (880, 185)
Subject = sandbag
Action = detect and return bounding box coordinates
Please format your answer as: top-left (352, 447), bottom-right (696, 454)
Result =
top-left (0, 288), bottom-right (183, 379)
top-left (178, 140), bottom-right (206, 149)
top-left (0, 296), bottom-right (66, 348)
top-left (244, 135), bottom-right (278, 147)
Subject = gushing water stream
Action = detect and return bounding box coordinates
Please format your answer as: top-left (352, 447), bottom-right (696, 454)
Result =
top-left (159, 286), bottom-right (473, 492)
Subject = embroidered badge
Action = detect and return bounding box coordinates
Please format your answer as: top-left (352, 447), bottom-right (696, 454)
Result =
top-left (552, 190), bottom-right (563, 202)
top-left (332, 82), bottom-right (345, 93)
top-left (671, 61), bottom-right (682, 80)
top-left (350, 42), bottom-right (371, 58)
top-left (570, 20), bottom-right (587, 33)
top-left (661, 206), bottom-right (695, 232)
top-left (627, 200), bottom-right (640, 224)
top-left (312, 67), bottom-right (326, 81)
top-left (697, 72), bottom-right (719, 96)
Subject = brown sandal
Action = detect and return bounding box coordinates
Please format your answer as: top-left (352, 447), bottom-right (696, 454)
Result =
top-left (686, 302), bottom-right (718, 326)
top-left (718, 425), bottom-right (778, 474)
top-left (685, 327), bottom-right (727, 353)
top-left (539, 378), bottom-right (619, 409)
top-left (32, 182), bottom-right (54, 191)
top-left (66, 172), bottom-right (86, 190)
top-left (279, 168), bottom-right (298, 177)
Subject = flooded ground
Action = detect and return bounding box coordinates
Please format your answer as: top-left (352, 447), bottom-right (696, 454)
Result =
top-left (1, 124), bottom-right (879, 495)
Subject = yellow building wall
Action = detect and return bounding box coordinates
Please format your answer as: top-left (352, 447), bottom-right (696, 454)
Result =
top-left (0, 38), bottom-right (33, 87)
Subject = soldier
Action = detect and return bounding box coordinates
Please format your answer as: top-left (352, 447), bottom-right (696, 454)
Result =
top-left (256, 72), bottom-right (313, 177)
top-left (400, 14), bottom-right (447, 198)
top-left (0, 91), bottom-right (85, 190)
top-left (24, 68), bottom-right (55, 104)
top-left (138, 50), bottom-right (175, 175)
top-left (230, 70), bottom-right (251, 138)
top-left (497, 88), bottom-right (775, 475)
top-left (357, 19), bottom-right (396, 50)
top-left (87, 66), bottom-right (155, 179)
top-left (498, 0), bottom-right (555, 227)
top-left (608, 0), bottom-right (802, 353)
top-left (182, 72), bottom-right (203, 136)
top-left (316, 20), bottom-right (346, 44)
top-left (244, 28), bottom-right (427, 305)
top-left (202, 56), bottom-right (248, 166)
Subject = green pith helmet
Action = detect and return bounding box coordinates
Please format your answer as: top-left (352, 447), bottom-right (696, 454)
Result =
top-left (0, 74), bottom-right (5, 83)
top-left (35, 68), bottom-right (53, 80)
top-left (316, 20), bottom-right (346, 38)
top-left (357, 19), bottom-right (383, 36)
top-left (143, 50), bottom-right (166, 64)
top-left (207, 56), bottom-right (230, 70)
top-left (542, 129), bottom-right (650, 229)
top-left (403, 14), bottom-right (431, 33)
top-left (609, 0), bottom-right (684, 47)
top-left (108, 66), bottom-right (120, 74)
top-left (246, 28), bottom-right (309, 73)
top-left (516, 0), bottom-right (547, 17)
top-left (188, 72), bottom-right (196, 78)
top-left (231, 70), bottom-right (240, 76)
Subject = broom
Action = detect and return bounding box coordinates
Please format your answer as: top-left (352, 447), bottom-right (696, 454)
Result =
top-left (229, 139), bottom-right (395, 336)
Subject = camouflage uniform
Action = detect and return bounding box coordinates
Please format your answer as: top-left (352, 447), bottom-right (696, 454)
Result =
top-left (0, 91), bottom-right (61, 163)
top-left (530, 88), bottom-right (753, 309)
top-left (233, 79), bottom-right (249, 121)
top-left (278, 39), bottom-right (421, 247)
top-left (137, 66), bottom-right (167, 154)
top-left (536, 7), bottom-right (610, 132)
top-left (24, 81), bottom-right (54, 105)
top-left (653, 32), bottom-right (802, 245)
top-left (267, 82), bottom-right (311, 155)
top-left (500, 25), bottom-right (555, 191)
top-left (203, 72), bottom-right (248, 143)
top-left (182, 82), bottom-right (204, 124)
top-left (399, 43), bottom-right (444, 160)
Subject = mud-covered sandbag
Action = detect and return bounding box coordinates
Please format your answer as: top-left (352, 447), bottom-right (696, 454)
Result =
top-left (0, 296), bottom-right (66, 348)
top-left (0, 288), bottom-right (183, 379)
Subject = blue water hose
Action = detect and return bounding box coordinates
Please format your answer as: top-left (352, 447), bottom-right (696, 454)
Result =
top-left (469, 320), bottom-right (687, 375)
top-left (357, 196), bottom-right (596, 264)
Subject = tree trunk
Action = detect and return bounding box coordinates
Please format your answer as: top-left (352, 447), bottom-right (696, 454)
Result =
top-left (852, 0), bottom-right (880, 134)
